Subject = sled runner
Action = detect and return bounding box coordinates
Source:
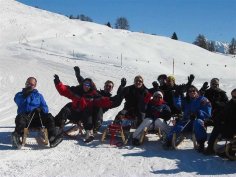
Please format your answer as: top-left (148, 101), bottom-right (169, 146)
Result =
top-left (101, 114), bottom-right (136, 146)
top-left (21, 112), bottom-right (49, 147)
top-left (63, 120), bottom-right (85, 139)
top-left (171, 118), bottom-right (198, 150)
top-left (214, 134), bottom-right (236, 160)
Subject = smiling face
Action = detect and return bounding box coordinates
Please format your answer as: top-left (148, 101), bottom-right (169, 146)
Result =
top-left (134, 76), bottom-right (143, 88)
top-left (104, 80), bottom-right (114, 93)
top-left (83, 81), bottom-right (91, 92)
top-left (25, 77), bottom-right (37, 91)
top-left (188, 87), bottom-right (198, 99)
top-left (231, 89), bottom-right (236, 102)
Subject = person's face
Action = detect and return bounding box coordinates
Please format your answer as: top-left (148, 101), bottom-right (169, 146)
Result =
top-left (166, 79), bottom-right (175, 87)
top-left (188, 88), bottom-right (198, 99)
top-left (104, 83), bottom-right (113, 93)
top-left (153, 94), bottom-right (163, 101)
top-left (210, 81), bottom-right (219, 90)
top-left (83, 81), bottom-right (91, 92)
top-left (25, 78), bottom-right (36, 90)
top-left (134, 78), bottom-right (143, 88)
top-left (158, 78), bottom-right (166, 86)
top-left (231, 91), bottom-right (236, 102)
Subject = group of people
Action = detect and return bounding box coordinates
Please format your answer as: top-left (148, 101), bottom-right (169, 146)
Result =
top-left (11, 66), bottom-right (236, 157)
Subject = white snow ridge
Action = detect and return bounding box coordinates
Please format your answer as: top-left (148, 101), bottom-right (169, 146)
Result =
top-left (0, 0), bottom-right (236, 176)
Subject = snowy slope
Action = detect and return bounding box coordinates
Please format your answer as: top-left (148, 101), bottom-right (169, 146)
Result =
top-left (0, 0), bottom-right (236, 176)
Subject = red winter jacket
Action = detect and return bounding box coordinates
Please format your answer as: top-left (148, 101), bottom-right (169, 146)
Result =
top-left (55, 82), bottom-right (113, 111)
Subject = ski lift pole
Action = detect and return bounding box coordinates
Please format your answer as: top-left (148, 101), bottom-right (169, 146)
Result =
top-left (172, 58), bottom-right (175, 75)
top-left (121, 53), bottom-right (123, 68)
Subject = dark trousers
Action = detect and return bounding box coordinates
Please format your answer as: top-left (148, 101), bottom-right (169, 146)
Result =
top-left (92, 107), bottom-right (103, 129)
top-left (55, 103), bottom-right (82, 127)
top-left (55, 102), bottom-right (93, 131)
top-left (15, 112), bottom-right (56, 139)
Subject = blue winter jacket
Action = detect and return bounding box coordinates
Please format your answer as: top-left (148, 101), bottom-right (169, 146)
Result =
top-left (14, 89), bottom-right (49, 114)
top-left (174, 95), bottom-right (212, 121)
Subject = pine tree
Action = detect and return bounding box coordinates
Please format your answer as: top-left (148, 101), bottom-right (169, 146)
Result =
top-left (106, 22), bottom-right (111, 28)
top-left (171, 32), bottom-right (178, 40)
top-left (228, 38), bottom-right (236, 54)
top-left (207, 41), bottom-right (215, 52)
top-left (193, 34), bottom-right (208, 49)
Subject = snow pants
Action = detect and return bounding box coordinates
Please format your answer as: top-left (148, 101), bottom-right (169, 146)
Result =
top-left (14, 112), bottom-right (56, 139)
top-left (132, 118), bottom-right (171, 140)
top-left (166, 119), bottom-right (207, 144)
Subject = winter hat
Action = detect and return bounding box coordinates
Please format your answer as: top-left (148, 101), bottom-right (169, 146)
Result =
top-left (153, 91), bottom-right (163, 98)
top-left (167, 75), bottom-right (175, 82)
top-left (210, 78), bottom-right (219, 85)
top-left (134, 75), bottom-right (143, 83)
top-left (157, 74), bottom-right (167, 81)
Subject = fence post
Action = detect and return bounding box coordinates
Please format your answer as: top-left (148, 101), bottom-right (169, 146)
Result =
top-left (121, 53), bottom-right (123, 67)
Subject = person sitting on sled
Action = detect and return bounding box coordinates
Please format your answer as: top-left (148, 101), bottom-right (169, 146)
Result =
top-left (132, 91), bottom-right (171, 146)
top-left (163, 85), bottom-right (212, 152)
top-left (115, 75), bottom-right (152, 128)
top-left (204, 88), bottom-right (236, 155)
top-left (11, 77), bottom-right (63, 149)
top-left (54, 74), bottom-right (122, 143)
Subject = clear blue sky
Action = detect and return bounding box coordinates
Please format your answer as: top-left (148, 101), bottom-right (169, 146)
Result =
top-left (17, 0), bottom-right (236, 43)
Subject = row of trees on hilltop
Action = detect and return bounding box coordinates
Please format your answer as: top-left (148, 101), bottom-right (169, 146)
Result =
top-left (67, 13), bottom-right (236, 55)
top-left (193, 34), bottom-right (236, 54)
top-left (68, 14), bottom-right (130, 30)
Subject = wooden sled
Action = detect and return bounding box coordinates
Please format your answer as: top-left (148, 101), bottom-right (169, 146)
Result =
top-left (214, 134), bottom-right (236, 160)
top-left (63, 120), bottom-right (85, 139)
top-left (22, 127), bottom-right (49, 146)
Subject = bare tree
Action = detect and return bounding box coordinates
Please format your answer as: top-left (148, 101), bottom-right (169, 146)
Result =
top-left (115, 17), bottom-right (129, 30)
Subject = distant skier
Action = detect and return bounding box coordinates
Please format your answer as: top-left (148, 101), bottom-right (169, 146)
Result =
top-left (11, 77), bottom-right (63, 149)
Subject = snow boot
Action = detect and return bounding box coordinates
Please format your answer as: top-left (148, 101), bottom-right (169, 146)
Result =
top-left (203, 146), bottom-right (215, 155)
top-left (84, 130), bottom-right (94, 143)
top-left (197, 141), bottom-right (205, 153)
top-left (50, 134), bottom-right (63, 148)
top-left (132, 138), bottom-right (141, 146)
top-left (11, 132), bottom-right (22, 149)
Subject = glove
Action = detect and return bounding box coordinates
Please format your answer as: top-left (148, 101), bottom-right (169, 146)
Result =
top-left (204, 119), bottom-right (214, 127)
top-left (74, 66), bottom-right (80, 76)
top-left (121, 78), bottom-right (126, 87)
top-left (202, 82), bottom-right (209, 91)
top-left (152, 81), bottom-right (159, 90)
top-left (22, 88), bottom-right (32, 98)
top-left (54, 74), bottom-right (60, 85)
top-left (34, 107), bottom-right (42, 114)
top-left (188, 74), bottom-right (195, 84)
top-left (190, 113), bottom-right (197, 121)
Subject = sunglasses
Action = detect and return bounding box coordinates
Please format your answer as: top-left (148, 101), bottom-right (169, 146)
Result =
top-left (25, 82), bottom-right (35, 87)
top-left (188, 89), bottom-right (196, 93)
top-left (135, 79), bottom-right (143, 83)
top-left (105, 84), bottom-right (113, 88)
top-left (154, 95), bottom-right (162, 99)
top-left (83, 82), bottom-right (91, 87)
top-left (211, 83), bottom-right (219, 86)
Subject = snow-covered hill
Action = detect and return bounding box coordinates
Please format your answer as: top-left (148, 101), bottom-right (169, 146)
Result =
top-left (0, 0), bottom-right (236, 176)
